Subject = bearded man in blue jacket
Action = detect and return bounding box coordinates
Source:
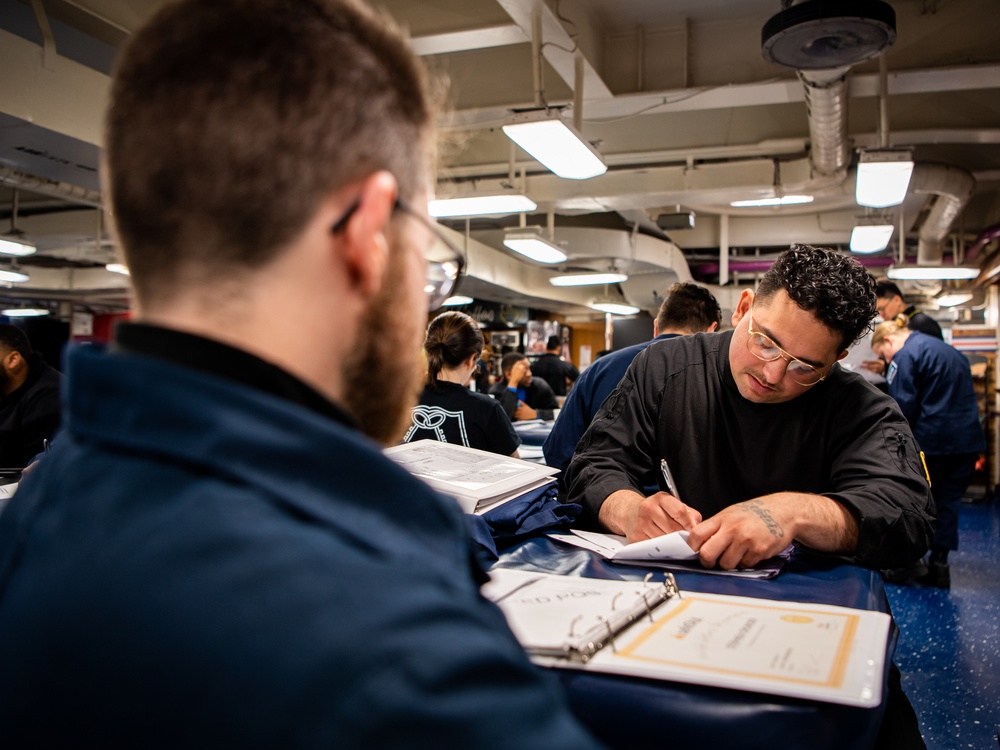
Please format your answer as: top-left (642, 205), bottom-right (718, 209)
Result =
top-left (0, 2), bottom-right (603, 748)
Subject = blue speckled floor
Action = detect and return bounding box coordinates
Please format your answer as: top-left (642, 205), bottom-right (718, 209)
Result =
top-left (885, 498), bottom-right (1000, 750)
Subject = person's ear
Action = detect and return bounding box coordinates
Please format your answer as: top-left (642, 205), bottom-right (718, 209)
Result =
top-left (337, 170), bottom-right (398, 298)
top-left (706, 321), bottom-right (719, 333)
top-left (731, 289), bottom-right (754, 328)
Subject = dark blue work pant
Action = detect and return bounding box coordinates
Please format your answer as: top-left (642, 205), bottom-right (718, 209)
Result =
top-left (924, 453), bottom-right (978, 551)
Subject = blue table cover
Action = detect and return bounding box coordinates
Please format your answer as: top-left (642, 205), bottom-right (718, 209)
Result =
top-left (492, 537), bottom-right (895, 750)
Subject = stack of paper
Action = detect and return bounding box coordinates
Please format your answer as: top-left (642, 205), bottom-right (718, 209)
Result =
top-left (385, 440), bottom-right (558, 514)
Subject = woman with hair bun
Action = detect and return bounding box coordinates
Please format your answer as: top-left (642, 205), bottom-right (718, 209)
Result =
top-left (403, 311), bottom-right (521, 457)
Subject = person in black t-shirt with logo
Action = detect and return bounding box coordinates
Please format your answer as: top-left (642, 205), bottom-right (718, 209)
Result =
top-left (403, 311), bottom-right (520, 456)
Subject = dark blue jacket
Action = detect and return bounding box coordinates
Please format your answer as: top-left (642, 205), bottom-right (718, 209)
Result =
top-left (0, 345), bottom-right (602, 749)
top-left (886, 332), bottom-right (985, 456)
top-left (543, 335), bottom-right (678, 473)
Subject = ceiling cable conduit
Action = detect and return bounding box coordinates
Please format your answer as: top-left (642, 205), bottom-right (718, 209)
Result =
top-left (909, 162), bottom-right (976, 265)
top-left (0, 166), bottom-right (103, 208)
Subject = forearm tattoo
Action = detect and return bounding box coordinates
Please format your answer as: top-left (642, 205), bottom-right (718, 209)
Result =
top-left (742, 499), bottom-right (783, 538)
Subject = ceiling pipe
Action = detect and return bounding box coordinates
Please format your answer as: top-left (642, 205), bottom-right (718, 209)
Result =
top-left (693, 254), bottom-right (893, 276)
top-left (966, 223), bottom-right (1000, 263)
top-left (909, 163), bottom-right (976, 265)
top-left (0, 165), bottom-right (103, 208)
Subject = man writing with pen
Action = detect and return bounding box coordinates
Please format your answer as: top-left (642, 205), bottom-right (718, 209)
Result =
top-left (563, 245), bottom-right (933, 749)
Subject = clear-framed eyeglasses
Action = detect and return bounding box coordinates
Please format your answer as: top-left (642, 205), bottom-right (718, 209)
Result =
top-left (331, 195), bottom-right (465, 310)
top-left (746, 304), bottom-right (828, 387)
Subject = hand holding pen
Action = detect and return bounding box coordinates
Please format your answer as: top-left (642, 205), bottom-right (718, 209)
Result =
top-left (656, 457), bottom-right (701, 532)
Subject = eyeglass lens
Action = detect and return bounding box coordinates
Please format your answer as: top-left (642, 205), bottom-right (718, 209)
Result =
top-left (747, 333), bottom-right (822, 385)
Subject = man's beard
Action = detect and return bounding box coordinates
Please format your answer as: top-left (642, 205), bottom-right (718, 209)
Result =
top-left (341, 256), bottom-right (424, 446)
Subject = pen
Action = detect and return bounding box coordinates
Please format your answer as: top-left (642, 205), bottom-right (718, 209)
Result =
top-left (659, 458), bottom-right (680, 500)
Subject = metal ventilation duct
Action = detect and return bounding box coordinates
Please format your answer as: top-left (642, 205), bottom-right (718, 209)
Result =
top-left (910, 163), bottom-right (976, 265)
top-left (762, 1), bottom-right (897, 178)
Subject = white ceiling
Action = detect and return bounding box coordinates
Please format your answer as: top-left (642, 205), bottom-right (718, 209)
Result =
top-left (0, 0), bottom-right (998, 318)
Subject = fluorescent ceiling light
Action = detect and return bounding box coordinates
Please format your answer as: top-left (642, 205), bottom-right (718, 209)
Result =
top-left (502, 109), bottom-right (607, 180)
top-left (0, 269), bottom-right (29, 283)
top-left (0, 236), bottom-right (37, 256)
top-left (442, 295), bottom-right (474, 306)
top-left (887, 265), bottom-right (979, 281)
top-left (503, 229), bottom-right (567, 264)
top-left (850, 224), bottom-right (894, 254)
top-left (106, 263), bottom-right (130, 275)
top-left (2, 308), bottom-right (49, 317)
top-left (591, 302), bottom-right (640, 316)
top-left (429, 193), bottom-right (537, 218)
top-left (856, 149), bottom-right (914, 208)
top-left (937, 293), bottom-right (973, 307)
top-left (549, 272), bottom-right (628, 287)
top-left (729, 195), bottom-right (814, 208)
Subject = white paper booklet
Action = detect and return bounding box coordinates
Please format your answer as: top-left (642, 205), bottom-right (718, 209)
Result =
top-left (385, 439), bottom-right (558, 514)
top-left (548, 529), bottom-right (792, 579)
top-left (485, 568), bottom-right (890, 708)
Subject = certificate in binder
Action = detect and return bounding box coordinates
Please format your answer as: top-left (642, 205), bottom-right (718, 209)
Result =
top-left (485, 569), bottom-right (891, 707)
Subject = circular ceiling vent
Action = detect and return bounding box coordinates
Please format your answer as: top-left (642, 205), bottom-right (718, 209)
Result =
top-left (761, 0), bottom-right (896, 70)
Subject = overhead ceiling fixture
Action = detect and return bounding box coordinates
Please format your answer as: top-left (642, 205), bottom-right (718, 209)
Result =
top-left (429, 192), bottom-right (537, 218)
top-left (590, 301), bottom-right (640, 316)
top-left (0, 268), bottom-right (30, 283)
top-left (550, 272), bottom-right (629, 287)
top-left (856, 149), bottom-right (914, 208)
top-left (887, 265), bottom-right (978, 281)
top-left (441, 295), bottom-right (474, 306)
top-left (729, 195), bottom-right (814, 208)
top-left (1, 307), bottom-right (49, 317)
top-left (936, 292), bottom-right (973, 307)
top-left (590, 284), bottom-right (639, 316)
top-left (503, 227), bottom-right (567, 264)
top-left (761, 0), bottom-right (896, 70)
top-left (0, 189), bottom-right (37, 257)
top-left (849, 224), bottom-right (894, 254)
top-left (106, 263), bottom-right (130, 275)
top-left (0, 237), bottom-right (36, 256)
top-left (502, 109), bottom-right (607, 180)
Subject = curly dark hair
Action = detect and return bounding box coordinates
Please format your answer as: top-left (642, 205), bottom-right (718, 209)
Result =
top-left (755, 244), bottom-right (877, 349)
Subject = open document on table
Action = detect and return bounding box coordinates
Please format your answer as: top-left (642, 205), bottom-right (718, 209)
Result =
top-left (548, 529), bottom-right (793, 579)
top-left (484, 568), bottom-right (891, 708)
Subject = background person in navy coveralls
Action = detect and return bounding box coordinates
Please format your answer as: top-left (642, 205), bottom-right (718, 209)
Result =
top-left (872, 320), bottom-right (986, 588)
top-left (0, 1), bottom-right (604, 747)
top-left (543, 282), bottom-right (721, 474)
top-left (404, 310), bottom-right (520, 456)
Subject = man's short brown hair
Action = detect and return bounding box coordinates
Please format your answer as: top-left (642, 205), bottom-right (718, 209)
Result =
top-left (105, 0), bottom-right (437, 306)
top-left (655, 282), bottom-right (722, 333)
